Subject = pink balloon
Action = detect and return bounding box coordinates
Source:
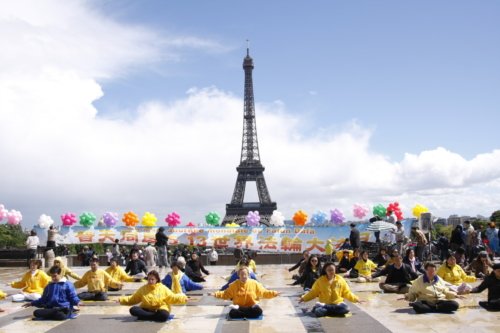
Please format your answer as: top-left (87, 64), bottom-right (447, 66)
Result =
top-left (352, 204), bottom-right (368, 219)
top-left (61, 212), bottom-right (77, 226)
top-left (7, 210), bottom-right (22, 225)
top-left (0, 204), bottom-right (8, 221)
top-left (165, 212), bottom-right (181, 227)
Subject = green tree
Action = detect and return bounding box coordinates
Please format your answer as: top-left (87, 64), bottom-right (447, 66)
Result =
top-left (0, 224), bottom-right (27, 248)
top-left (490, 210), bottom-right (500, 223)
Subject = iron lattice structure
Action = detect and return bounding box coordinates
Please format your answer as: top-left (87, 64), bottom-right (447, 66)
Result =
top-left (222, 48), bottom-right (277, 226)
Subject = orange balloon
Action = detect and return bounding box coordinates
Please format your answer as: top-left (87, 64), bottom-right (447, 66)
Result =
top-left (292, 210), bottom-right (308, 226)
top-left (122, 211), bottom-right (139, 227)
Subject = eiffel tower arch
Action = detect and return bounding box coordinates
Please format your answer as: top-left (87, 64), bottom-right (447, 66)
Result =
top-left (222, 47), bottom-right (277, 226)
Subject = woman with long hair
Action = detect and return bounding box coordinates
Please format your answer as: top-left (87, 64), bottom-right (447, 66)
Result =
top-left (293, 255), bottom-right (321, 290)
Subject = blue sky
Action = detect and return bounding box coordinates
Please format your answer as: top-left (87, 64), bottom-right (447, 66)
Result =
top-left (1, 0), bottom-right (500, 229)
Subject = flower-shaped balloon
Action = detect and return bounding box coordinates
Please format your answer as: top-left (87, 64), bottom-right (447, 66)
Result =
top-left (311, 211), bottom-right (328, 225)
top-left (292, 210), bottom-right (308, 226)
top-left (165, 212), bottom-right (181, 227)
top-left (102, 212), bottom-right (118, 227)
top-left (61, 213), bottom-right (77, 226)
top-left (245, 211), bottom-right (260, 227)
top-left (373, 204), bottom-right (386, 218)
top-left (0, 204), bottom-right (8, 221)
top-left (38, 214), bottom-right (54, 229)
top-left (412, 204), bottom-right (429, 219)
top-left (269, 210), bottom-right (285, 227)
top-left (205, 212), bottom-right (220, 226)
top-left (79, 212), bottom-right (96, 227)
top-left (7, 210), bottom-right (22, 225)
top-left (141, 212), bottom-right (157, 227)
top-left (122, 211), bottom-right (139, 227)
top-left (186, 222), bottom-right (196, 227)
top-left (330, 209), bottom-right (345, 224)
top-left (387, 202), bottom-right (404, 221)
top-left (353, 204), bottom-right (369, 220)
top-left (225, 222), bottom-right (240, 228)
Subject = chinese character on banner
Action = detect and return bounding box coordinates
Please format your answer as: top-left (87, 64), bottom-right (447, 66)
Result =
top-left (168, 236), bottom-right (179, 246)
top-left (187, 235), bottom-right (207, 247)
top-left (233, 235), bottom-right (254, 249)
top-left (75, 231), bottom-right (94, 243)
top-left (213, 236), bottom-right (231, 249)
top-left (305, 237), bottom-right (325, 252)
top-left (281, 236), bottom-right (303, 252)
top-left (120, 230), bottom-right (139, 243)
top-left (142, 232), bottom-right (156, 244)
top-left (98, 229), bottom-right (116, 243)
top-left (258, 236), bottom-right (278, 250)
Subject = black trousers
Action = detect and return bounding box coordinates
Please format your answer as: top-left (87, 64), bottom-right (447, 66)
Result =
top-left (228, 305), bottom-right (263, 319)
top-left (129, 306), bottom-right (170, 322)
top-left (479, 300), bottom-right (500, 312)
top-left (27, 249), bottom-right (37, 267)
top-left (411, 300), bottom-right (459, 314)
top-left (33, 308), bottom-right (70, 320)
top-left (77, 291), bottom-right (108, 301)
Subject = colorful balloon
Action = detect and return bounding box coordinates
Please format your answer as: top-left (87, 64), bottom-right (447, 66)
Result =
top-left (79, 212), bottom-right (96, 227)
top-left (225, 222), bottom-right (240, 228)
top-left (186, 222), bottom-right (196, 227)
top-left (245, 211), bottom-right (260, 227)
top-left (7, 210), bottom-right (22, 225)
top-left (269, 210), bottom-right (285, 227)
top-left (386, 202), bottom-right (404, 221)
top-left (412, 204), bottom-right (429, 219)
top-left (38, 214), bottom-right (54, 229)
top-left (373, 204), bottom-right (386, 218)
top-left (61, 213), bottom-right (77, 226)
top-left (330, 209), bottom-right (345, 224)
top-left (352, 204), bottom-right (369, 219)
top-left (102, 212), bottom-right (118, 227)
top-left (122, 211), bottom-right (139, 227)
top-left (205, 212), bottom-right (220, 226)
top-left (292, 210), bottom-right (308, 226)
top-left (311, 211), bottom-right (328, 225)
top-left (141, 212), bottom-right (157, 227)
top-left (165, 212), bottom-right (181, 227)
top-left (0, 204), bottom-right (8, 221)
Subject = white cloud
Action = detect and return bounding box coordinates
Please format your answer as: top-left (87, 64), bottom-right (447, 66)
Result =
top-left (1, 0), bottom-right (500, 228)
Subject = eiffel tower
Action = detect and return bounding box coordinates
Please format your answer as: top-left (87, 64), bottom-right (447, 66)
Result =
top-left (222, 47), bottom-right (277, 226)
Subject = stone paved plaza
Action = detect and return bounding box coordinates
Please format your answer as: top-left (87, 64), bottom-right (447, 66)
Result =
top-left (0, 264), bottom-right (498, 333)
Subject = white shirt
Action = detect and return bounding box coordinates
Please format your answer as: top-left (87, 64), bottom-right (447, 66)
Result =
top-left (26, 236), bottom-right (39, 249)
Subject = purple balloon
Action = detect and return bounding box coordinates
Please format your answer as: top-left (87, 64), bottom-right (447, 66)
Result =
top-left (103, 212), bottom-right (118, 227)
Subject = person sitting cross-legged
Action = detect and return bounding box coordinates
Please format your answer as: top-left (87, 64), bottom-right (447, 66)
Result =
top-left (125, 251), bottom-right (148, 282)
top-left (10, 259), bottom-right (50, 302)
top-left (372, 253), bottom-right (418, 294)
top-left (402, 262), bottom-right (461, 314)
top-left (22, 266), bottom-right (81, 320)
top-left (470, 263), bottom-right (500, 311)
top-left (354, 251), bottom-right (380, 282)
top-left (162, 261), bottom-right (203, 294)
top-left (74, 258), bottom-right (122, 301)
top-left (118, 270), bottom-right (187, 322)
top-left (211, 266), bottom-right (279, 319)
top-left (437, 254), bottom-right (476, 294)
top-left (299, 262), bottom-right (363, 317)
top-left (105, 257), bottom-right (135, 291)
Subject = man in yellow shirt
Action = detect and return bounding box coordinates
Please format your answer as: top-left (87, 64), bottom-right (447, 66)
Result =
top-left (74, 258), bottom-right (122, 301)
top-left (299, 262), bottom-right (362, 317)
top-left (211, 266), bottom-right (279, 319)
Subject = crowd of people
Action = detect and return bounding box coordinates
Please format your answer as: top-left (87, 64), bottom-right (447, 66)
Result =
top-left (0, 221), bottom-right (498, 321)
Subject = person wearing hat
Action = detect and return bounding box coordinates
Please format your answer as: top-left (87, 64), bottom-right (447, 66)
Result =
top-left (466, 252), bottom-right (493, 279)
top-left (470, 263), bottom-right (500, 311)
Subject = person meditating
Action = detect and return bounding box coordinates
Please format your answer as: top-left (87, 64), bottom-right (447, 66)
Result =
top-left (105, 257), bottom-right (135, 291)
top-left (403, 262), bottom-right (461, 314)
top-left (470, 263), bottom-right (500, 311)
top-left (211, 266), bottom-right (279, 319)
top-left (125, 251), bottom-right (148, 282)
top-left (354, 251), bottom-right (379, 282)
top-left (52, 257), bottom-right (81, 281)
top-left (22, 266), bottom-right (80, 320)
top-left (162, 261), bottom-right (203, 294)
top-left (10, 259), bottom-right (50, 302)
top-left (74, 258), bottom-right (122, 301)
top-left (299, 262), bottom-right (362, 317)
top-left (437, 254), bottom-right (476, 294)
top-left (186, 253), bottom-right (210, 283)
top-left (293, 255), bottom-right (321, 290)
top-left (372, 253), bottom-right (418, 293)
top-left (118, 270), bottom-right (187, 322)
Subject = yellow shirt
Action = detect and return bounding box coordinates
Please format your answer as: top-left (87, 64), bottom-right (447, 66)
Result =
top-left (119, 283), bottom-right (187, 312)
top-left (354, 259), bottom-right (377, 277)
top-left (73, 269), bottom-right (119, 292)
top-left (301, 275), bottom-right (359, 304)
top-left (437, 264), bottom-right (476, 285)
top-left (214, 279), bottom-right (277, 307)
top-left (11, 269), bottom-right (50, 294)
top-left (0, 290), bottom-right (6, 299)
top-left (105, 266), bottom-right (134, 283)
top-left (405, 275), bottom-right (457, 303)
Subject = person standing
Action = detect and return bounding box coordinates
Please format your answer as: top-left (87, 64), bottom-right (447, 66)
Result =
top-left (411, 226), bottom-right (428, 262)
top-left (46, 226), bottom-right (58, 251)
top-left (391, 222), bottom-right (405, 254)
top-left (144, 242), bottom-right (158, 269)
top-left (349, 223), bottom-right (361, 251)
top-left (155, 227), bottom-right (169, 270)
top-left (26, 230), bottom-right (39, 268)
top-left (208, 248), bottom-right (218, 266)
top-left (463, 221), bottom-right (476, 262)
